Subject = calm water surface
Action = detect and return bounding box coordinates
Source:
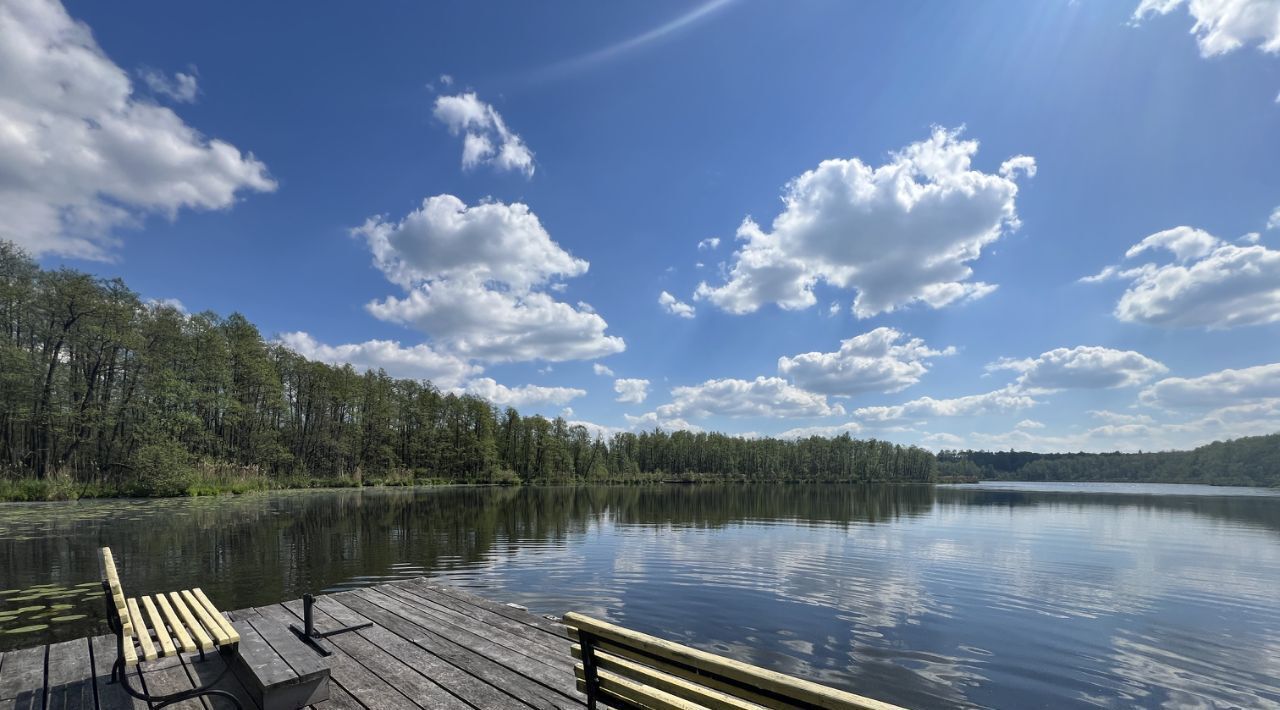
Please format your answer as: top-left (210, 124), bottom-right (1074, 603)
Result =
top-left (2, 483), bottom-right (1279, 708)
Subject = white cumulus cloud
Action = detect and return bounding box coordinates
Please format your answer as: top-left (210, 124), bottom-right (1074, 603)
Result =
top-left (658, 291), bottom-right (696, 318)
top-left (0, 0), bottom-right (276, 259)
top-left (987, 345), bottom-right (1168, 391)
top-left (697, 237), bottom-right (721, 250)
top-left (694, 127), bottom-right (1032, 318)
top-left (139, 67), bottom-right (198, 103)
top-left (854, 386), bottom-right (1038, 423)
top-left (433, 92), bottom-right (534, 176)
top-left (356, 195), bottom-right (624, 363)
top-left (460, 377), bottom-right (585, 408)
top-left (644, 376), bottom-right (845, 421)
top-left (593, 363), bottom-right (615, 377)
top-left (277, 332), bottom-right (481, 388)
top-left (1140, 362), bottom-right (1280, 409)
top-left (1084, 225), bottom-right (1280, 329)
top-left (1133, 0), bottom-right (1280, 58)
top-left (777, 327), bottom-right (955, 396)
top-left (614, 378), bottom-right (650, 404)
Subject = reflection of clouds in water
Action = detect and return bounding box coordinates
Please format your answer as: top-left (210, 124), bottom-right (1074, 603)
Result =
top-left (6, 485), bottom-right (1280, 708)
top-left (1104, 632), bottom-right (1280, 708)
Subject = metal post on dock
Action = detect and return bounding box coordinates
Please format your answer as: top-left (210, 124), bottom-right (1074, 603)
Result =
top-left (289, 593), bottom-right (372, 656)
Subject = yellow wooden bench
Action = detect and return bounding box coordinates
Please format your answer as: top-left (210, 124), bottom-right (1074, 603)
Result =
top-left (565, 612), bottom-right (906, 710)
top-left (98, 546), bottom-right (243, 708)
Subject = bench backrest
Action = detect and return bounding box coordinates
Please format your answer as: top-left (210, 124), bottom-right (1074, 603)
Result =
top-left (98, 547), bottom-right (134, 636)
top-left (564, 612), bottom-right (905, 710)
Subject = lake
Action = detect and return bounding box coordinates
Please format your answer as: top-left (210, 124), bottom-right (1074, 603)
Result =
top-left (2, 483), bottom-right (1279, 708)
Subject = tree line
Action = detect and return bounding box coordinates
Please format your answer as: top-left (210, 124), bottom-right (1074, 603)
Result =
top-left (0, 242), bottom-right (936, 498)
top-left (937, 434), bottom-right (1280, 488)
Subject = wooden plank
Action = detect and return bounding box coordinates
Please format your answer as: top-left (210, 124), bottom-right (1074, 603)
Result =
top-left (573, 639), bottom-right (793, 709)
top-left (181, 591), bottom-right (234, 647)
top-left (179, 649), bottom-right (259, 710)
top-left (383, 582), bottom-right (572, 664)
top-left (412, 582), bottom-right (569, 637)
top-left (566, 613), bottom-right (902, 710)
top-left (230, 616), bottom-right (297, 689)
top-left (374, 585), bottom-right (574, 674)
top-left (308, 682), bottom-right (362, 710)
top-left (324, 592), bottom-right (578, 710)
top-left (242, 612), bottom-right (327, 681)
top-left (275, 599), bottom-right (471, 710)
top-left (349, 587), bottom-right (579, 701)
top-left (156, 594), bottom-right (197, 653)
top-left (580, 668), bottom-right (708, 710)
top-left (191, 589), bottom-right (240, 645)
top-left (167, 592), bottom-right (214, 651)
top-left (134, 655), bottom-right (202, 710)
top-left (141, 596), bottom-right (176, 657)
top-left (575, 654), bottom-right (764, 710)
top-left (0, 645), bottom-right (43, 703)
top-left (89, 635), bottom-right (147, 710)
top-left (44, 639), bottom-right (94, 710)
top-left (254, 603), bottom-right (425, 710)
top-left (314, 595), bottom-right (535, 710)
top-left (125, 598), bottom-right (157, 662)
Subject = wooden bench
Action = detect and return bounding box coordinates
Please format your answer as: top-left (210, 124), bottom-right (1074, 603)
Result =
top-left (98, 546), bottom-right (244, 708)
top-left (564, 612), bottom-right (906, 710)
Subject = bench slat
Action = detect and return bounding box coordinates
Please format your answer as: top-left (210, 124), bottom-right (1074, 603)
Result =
top-left (575, 642), bottom-right (786, 709)
top-left (192, 588), bottom-right (240, 644)
top-left (141, 595), bottom-right (176, 657)
top-left (577, 667), bottom-right (710, 710)
top-left (156, 593), bottom-right (197, 653)
top-left (575, 654), bottom-right (765, 710)
top-left (168, 591), bottom-right (215, 651)
top-left (182, 589), bottom-right (234, 646)
top-left (565, 613), bottom-right (903, 710)
top-left (126, 597), bottom-right (158, 662)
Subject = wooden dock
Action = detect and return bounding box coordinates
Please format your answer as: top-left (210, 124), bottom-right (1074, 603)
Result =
top-left (0, 579), bottom-right (585, 709)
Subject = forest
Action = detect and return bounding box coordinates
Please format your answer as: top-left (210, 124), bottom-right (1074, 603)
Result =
top-left (937, 434), bottom-right (1280, 488)
top-left (0, 242), bottom-right (936, 499)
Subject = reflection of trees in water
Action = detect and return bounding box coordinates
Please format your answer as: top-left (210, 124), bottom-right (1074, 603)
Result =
top-left (935, 488), bottom-right (1280, 536)
top-left (0, 485), bottom-right (936, 632)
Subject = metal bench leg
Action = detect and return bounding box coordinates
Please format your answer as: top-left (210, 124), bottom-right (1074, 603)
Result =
top-left (115, 650), bottom-right (244, 709)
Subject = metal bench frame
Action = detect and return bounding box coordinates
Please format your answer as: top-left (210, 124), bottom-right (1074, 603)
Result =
top-left (98, 547), bottom-right (244, 709)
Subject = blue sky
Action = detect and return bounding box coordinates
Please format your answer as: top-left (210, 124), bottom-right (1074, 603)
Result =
top-left (6, 0), bottom-right (1280, 451)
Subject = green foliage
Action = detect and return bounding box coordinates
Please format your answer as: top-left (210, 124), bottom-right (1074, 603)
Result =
top-left (0, 240), bottom-right (941, 498)
top-left (130, 438), bottom-right (196, 497)
top-left (940, 433), bottom-right (1280, 487)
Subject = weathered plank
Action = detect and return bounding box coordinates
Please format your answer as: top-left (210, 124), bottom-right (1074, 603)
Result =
top-left (254, 603), bottom-right (425, 710)
top-left (307, 682), bottom-right (361, 710)
top-left (179, 649), bottom-right (259, 710)
top-left (327, 591), bottom-right (579, 710)
top-left (352, 586), bottom-right (578, 694)
top-left (89, 635), bottom-right (147, 710)
top-left (0, 646), bottom-right (43, 703)
top-left (277, 598), bottom-right (470, 710)
top-left (316, 594), bottom-right (535, 709)
top-left (44, 639), bottom-right (93, 710)
top-left (244, 611), bottom-right (327, 681)
top-left (412, 581), bottom-right (570, 637)
top-left (381, 582), bottom-right (572, 665)
top-left (135, 654), bottom-right (203, 710)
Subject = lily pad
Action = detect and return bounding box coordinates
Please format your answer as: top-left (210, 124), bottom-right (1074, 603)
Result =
top-left (4, 624), bottom-right (49, 634)
top-left (14, 605), bottom-right (45, 613)
top-left (6, 594), bottom-right (41, 602)
top-left (50, 614), bottom-right (87, 622)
